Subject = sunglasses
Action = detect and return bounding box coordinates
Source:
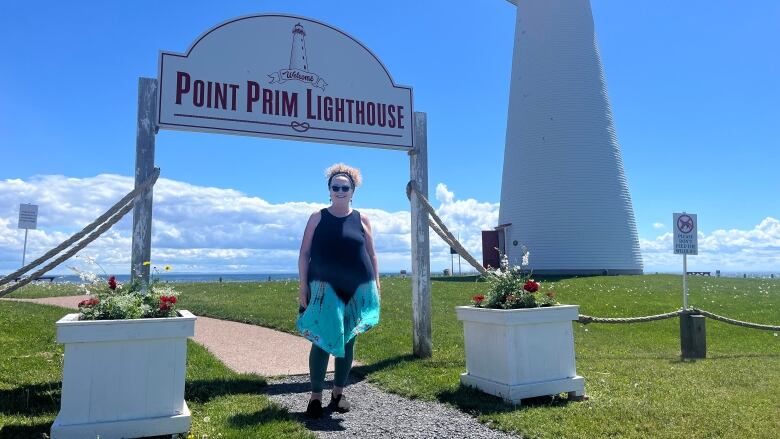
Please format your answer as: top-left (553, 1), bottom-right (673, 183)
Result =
top-left (331, 185), bottom-right (352, 192)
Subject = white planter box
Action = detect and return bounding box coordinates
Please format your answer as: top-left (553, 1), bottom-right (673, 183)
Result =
top-left (456, 305), bottom-right (584, 404)
top-left (51, 310), bottom-right (196, 439)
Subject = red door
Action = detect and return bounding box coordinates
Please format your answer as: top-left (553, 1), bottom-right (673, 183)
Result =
top-left (481, 230), bottom-right (500, 269)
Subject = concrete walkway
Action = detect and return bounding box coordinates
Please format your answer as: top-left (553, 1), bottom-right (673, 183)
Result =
top-left (4, 295), bottom-right (343, 376)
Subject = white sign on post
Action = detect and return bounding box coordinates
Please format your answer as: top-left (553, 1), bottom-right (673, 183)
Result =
top-left (158, 14), bottom-right (414, 150)
top-left (673, 212), bottom-right (697, 255)
top-left (18, 204), bottom-right (38, 230)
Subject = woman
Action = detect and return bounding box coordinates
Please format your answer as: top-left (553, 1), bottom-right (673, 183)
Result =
top-left (297, 163), bottom-right (381, 418)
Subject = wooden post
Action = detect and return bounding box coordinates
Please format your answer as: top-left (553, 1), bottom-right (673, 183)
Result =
top-left (680, 313), bottom-right (706, 359)
top-left (131, 77), bottom-right (158, 287)
top-left (410, 111), bottom-right (432, 358)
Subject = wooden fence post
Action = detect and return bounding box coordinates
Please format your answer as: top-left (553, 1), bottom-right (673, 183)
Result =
top-left (410, 111), bottom-right (432, 358)
top-left (131, 77), bottom-right (158, 287)
top-left (680, 313), bottom-right (707, 359)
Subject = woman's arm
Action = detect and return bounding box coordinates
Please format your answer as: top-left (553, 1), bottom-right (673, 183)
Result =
top-left (298, 211), bottom-right (321, 308)
top-left (361, 213), bottom-right (380, 293)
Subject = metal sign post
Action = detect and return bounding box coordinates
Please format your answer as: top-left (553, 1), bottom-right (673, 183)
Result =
top-left (673, 212), bottom-right (698, 309)
top-left (18, 204), bottom-right (38, 268)
top-left (673, 212), bottom-right (705, 359)
top-left (22, 229), bottom-right (29, 267)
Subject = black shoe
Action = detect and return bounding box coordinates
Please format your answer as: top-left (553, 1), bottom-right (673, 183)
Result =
top-left (328, 393), bottom-right (351, 413)
top-left (306, 399), bottom-right (323, 419)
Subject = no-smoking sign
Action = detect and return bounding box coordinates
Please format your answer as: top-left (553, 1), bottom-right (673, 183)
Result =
top-left (673, 212), bottom-right (697, 255)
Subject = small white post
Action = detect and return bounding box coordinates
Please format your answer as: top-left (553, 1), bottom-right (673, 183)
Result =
top-left (21, 229), bottom-right (29, 267)
top-left (682, 254), bottom-right (688, 309)
top-left (131, 77), bottom-right (158, 287)
top-left (410, 111), bottom-right (432, 358)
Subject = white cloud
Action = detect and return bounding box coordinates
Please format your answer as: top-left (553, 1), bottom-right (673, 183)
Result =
top-left (639, 217), bottom-right (780, 272)
top-left (2, 174), bottom-right (777, 276)
top-left (652, 222), bottom-right (665, 229)
top-left (1, 175), bottom-right (493, 275)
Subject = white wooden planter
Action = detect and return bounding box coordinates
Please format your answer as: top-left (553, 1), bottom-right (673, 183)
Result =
top-left (456, 305), bottom-right (584, 404)
top-left (51, 310), bottom-right (196, 439)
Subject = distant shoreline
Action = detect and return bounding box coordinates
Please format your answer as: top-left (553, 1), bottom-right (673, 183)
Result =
top-left (5, 271), bottom-right (778, 284)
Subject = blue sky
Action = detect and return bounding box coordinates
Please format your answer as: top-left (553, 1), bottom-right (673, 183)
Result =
top-left (1, 1), bottom-right (778, 274)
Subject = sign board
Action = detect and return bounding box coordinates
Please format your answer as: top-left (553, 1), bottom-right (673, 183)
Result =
top-left (158, 14), bottom-right (414, 150)
top-left (673, 212), bottom-right (697, 255)
top-left (18, 204), bottom-right (38, 230)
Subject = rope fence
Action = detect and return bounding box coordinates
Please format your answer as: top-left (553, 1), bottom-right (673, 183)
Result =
top-left (577, 310), bottom-right (684, 324)
top-left (404, 179), bottom-right (780, 333)
top-left (0, 168), bottom-right (161, 298)
top-left (690, 308), bottom-right (780, 332)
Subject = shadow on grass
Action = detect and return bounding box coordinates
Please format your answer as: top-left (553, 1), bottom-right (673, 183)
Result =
top-left (0, 382), bottom-right (60, 416)
top-left (0, 422), bottom-right (53, 439)
top-left (185, 377), bottom-right (268, 403)
top-left (437, 384), bottom-right (577, 416)
top-left (350, 354), bottom-right (418, 381)
top-left (432, 275), bottom-right (483, 283)
top-left (228, 404), bottom-right (301, 427)
top-left (669, 353), bottom-right (780, 363)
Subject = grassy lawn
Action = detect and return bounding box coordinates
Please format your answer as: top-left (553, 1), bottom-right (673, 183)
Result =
top-left (6, 275), bottom-right (780, 438)
top-left (0, 301), bottom-right (314, 439)
top-left (4, 282), bottom-right (85, 299)
top-left (174, 275), bottom-right (780, 438)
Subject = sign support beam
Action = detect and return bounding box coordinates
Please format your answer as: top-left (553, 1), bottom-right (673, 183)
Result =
top-left (131, 77), bottom-right (158, 287)
top-left (22, 229), bottom-right (29, 267)
top-left (410, 111), bottom-right (432, 358)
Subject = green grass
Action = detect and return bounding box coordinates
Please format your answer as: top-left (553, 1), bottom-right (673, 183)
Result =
top-left (5, 281), bottom-right (85, 298)
top-left (174, 275), bottom-right (780, 438)
top-left (7, 275), bottom-right (780, 438)
top-left (0, 301), bottom-right (314, 439)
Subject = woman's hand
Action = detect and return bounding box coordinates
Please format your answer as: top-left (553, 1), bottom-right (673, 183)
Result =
top-left (298, 284), bottom-right (310, 309)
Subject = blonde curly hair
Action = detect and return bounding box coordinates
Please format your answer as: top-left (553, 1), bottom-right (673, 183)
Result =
top-left (325, 163), bottom-right (363, 189)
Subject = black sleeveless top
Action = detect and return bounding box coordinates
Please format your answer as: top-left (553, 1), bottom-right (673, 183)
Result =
top-left (308, 208), bottom-right (375, 304)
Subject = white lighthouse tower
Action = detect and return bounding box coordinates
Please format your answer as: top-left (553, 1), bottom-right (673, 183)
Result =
top-left (289, 23), bottom-right (308, 71)
top-left (498, 0), bottom-right (643, 275)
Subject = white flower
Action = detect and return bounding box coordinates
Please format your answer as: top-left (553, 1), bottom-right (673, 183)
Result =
top-left (521, 246), bottom-right (530, 266)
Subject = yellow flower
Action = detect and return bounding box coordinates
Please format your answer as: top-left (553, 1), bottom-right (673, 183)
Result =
top-left (142, 261), bottom-right (151, 266)
top-left (164, 265), bottom-right (172, 271)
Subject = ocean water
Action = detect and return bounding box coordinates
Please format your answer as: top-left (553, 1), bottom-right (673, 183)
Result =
top-left (34, 272), bottom-right (419, 284)
top-left (42, 273), bottom-right (301, 284)
top-left (16, 270), bottom-right (778, 285)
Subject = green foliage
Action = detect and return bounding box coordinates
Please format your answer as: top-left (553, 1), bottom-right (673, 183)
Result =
top-left (477, 264), bottom-right (558, 309)
top-left (77, 276), bottom-right (180, 321)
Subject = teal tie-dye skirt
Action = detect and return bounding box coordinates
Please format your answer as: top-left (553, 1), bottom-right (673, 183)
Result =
top-left (296, 280), bottom-right (381, 357)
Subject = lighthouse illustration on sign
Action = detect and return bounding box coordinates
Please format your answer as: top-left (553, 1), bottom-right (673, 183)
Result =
top-left (268, 23), bottom-right (328, 90)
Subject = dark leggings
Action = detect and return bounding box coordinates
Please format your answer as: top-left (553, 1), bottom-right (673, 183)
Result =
top-left (309, 337), bottom-right (355, 393)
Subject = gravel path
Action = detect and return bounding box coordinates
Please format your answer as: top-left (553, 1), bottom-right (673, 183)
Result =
top-left (265, 374), bottom-right (519, 439)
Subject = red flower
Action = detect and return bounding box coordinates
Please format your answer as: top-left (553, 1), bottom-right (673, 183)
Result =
top-left (472, 294), bottom-right (485, 303)
top-left (523, 280), bottom-right (540, 293)
top-left (108, 276), bottom-right (117, 290)
top-left (159, 302), bottom-right (171, 311)
top-left (161, 295), bottom-right (177, 304)
top-left (168, 296), bottom-right (177, 304)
